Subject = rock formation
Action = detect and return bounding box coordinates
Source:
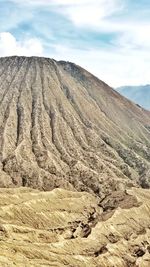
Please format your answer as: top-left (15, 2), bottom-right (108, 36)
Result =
top-left (0, 56), bottom-right (150, 195)
top-left (0, 187), bottom-right (149, 267)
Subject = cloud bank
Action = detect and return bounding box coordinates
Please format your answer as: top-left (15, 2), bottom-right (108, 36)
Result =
top-left (0, 32), bottom-right (43, 57)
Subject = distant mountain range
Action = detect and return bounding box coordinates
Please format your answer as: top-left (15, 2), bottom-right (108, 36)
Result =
top-left (117, 85), bottom-right (150, 110)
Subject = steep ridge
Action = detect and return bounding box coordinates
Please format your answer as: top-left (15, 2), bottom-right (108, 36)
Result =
top-left (0, 56), bottom-right (150, 195)
top-left (0, 187), bottom-right (149, 267)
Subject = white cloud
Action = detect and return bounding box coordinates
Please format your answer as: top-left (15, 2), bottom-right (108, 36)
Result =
top-left (2, 1), bottom-right (150, 86)
top-left (116, 24), bottom-right (150, 50)
top-left (0, 32), bottom-right (43, 57)
top-left (54, 0), bottom-right (124, 28)
top-left (9, 0), bottom-right (124, 29)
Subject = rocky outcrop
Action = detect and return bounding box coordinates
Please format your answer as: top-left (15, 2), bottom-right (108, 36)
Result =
top-left (0, 56), bottom-right (150, 195)
top-left (0, 187), bottom-right (149, 266)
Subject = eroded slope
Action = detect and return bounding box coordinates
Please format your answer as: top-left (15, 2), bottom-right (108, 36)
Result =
top-left (0, 56), bottom-right (150, 195)
top-left (0, 187), bottom-right (149, 267)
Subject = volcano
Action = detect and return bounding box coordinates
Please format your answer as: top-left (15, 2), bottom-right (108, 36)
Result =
top-left (0, 56), bottom-right (150, 196)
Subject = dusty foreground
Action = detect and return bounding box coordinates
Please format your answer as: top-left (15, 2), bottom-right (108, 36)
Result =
top-left (0, 188), bottom-right (150, 267)
top-left (0, 187), bottom-right (150, 267)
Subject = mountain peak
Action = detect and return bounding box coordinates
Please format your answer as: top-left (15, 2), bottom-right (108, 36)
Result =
top-left (0, 56), bottom-right (150, 195)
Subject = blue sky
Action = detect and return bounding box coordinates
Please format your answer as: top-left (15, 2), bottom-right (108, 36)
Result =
top-left (0, 0), bottom-right (150, 87)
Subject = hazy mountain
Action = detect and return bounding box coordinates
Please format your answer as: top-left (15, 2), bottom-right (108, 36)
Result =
top-left (117, 85), bottom-right (150, 110)
top-left (0, 56), bottom-right (150, 196)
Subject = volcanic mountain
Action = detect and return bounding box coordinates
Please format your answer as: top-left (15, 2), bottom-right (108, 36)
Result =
top-left (0, 56), bottom-right (150, 196)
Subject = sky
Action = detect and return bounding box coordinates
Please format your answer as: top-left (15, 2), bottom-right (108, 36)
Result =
top-left (0, 0), bottom-right (150, 87)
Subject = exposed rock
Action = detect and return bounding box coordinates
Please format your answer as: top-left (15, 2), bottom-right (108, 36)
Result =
top-left (0, 56), bottom-right (150, 195)
top-left (0, 187), bottom-right (149, 266)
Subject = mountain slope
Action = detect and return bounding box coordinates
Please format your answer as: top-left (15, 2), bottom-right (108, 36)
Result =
top-left (0, 56), bottom-right (150, 195)
top-left (117, 85), bottom-right (150, 110)
top-left (0, 187), bottom-right (150, 267)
